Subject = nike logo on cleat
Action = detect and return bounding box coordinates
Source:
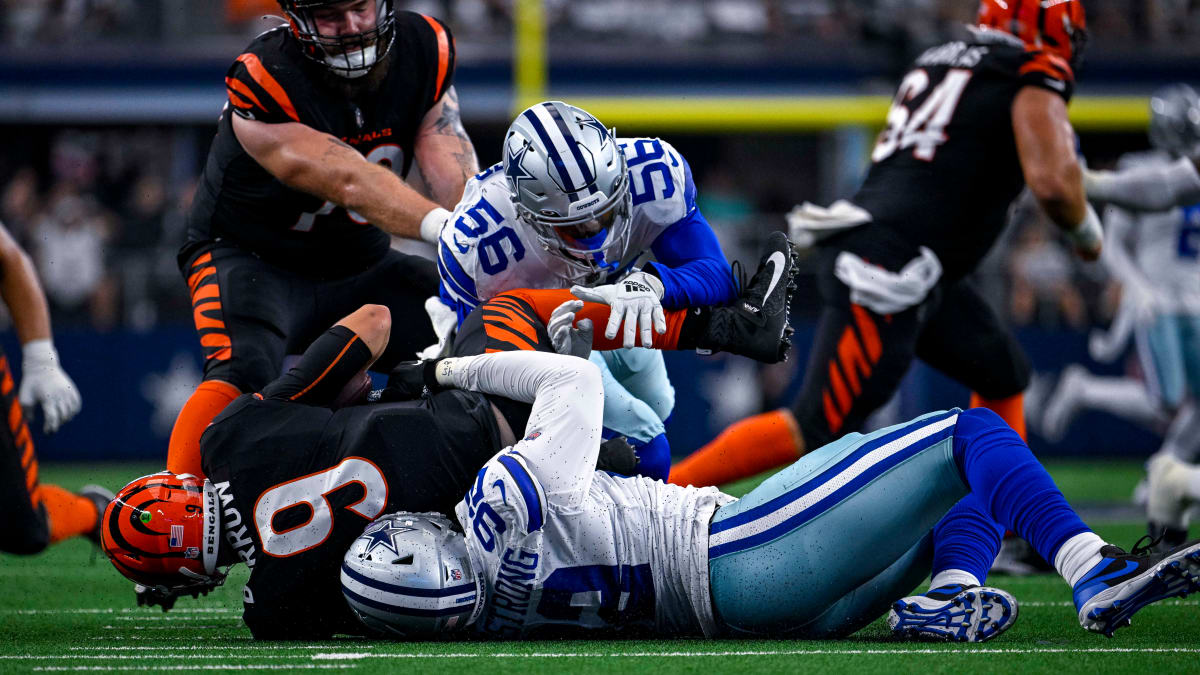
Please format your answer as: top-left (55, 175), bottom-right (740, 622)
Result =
top-left (762, 251), bottom-right (787, 301)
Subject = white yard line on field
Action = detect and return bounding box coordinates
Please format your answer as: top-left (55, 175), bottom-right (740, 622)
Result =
top-left (4, 608), bottom-right (237, 615)
top-left (71, 647), bottom-right (370, 652)
top-left (32, 666), bottom-right (353, 672)
top-left (308, 647), bottom-right (1200, 660)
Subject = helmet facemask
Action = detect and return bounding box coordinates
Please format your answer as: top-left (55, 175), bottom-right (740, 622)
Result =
top-left (515, 172), bottom-right (634, 286)
top-left (279, 0), bottom-right (396, 79)
top-left (503, 102), bottom-right (634, 286)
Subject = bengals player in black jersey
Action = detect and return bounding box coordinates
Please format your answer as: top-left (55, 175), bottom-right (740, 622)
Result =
top-left (99, 242), bottom-right (797, 637)
top-left (671, 0), bottom-right (1103, 489)
top-left (168, 0), bottom-right (479, 481)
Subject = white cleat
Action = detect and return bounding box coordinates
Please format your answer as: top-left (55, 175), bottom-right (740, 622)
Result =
top-left (888, 585), bottom-right (1019, 642)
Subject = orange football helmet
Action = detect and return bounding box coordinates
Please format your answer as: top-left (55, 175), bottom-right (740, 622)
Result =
top-left (100, 472), bottom-right (223, 594)
top-left (977, 0), bottom-right (1088, 70)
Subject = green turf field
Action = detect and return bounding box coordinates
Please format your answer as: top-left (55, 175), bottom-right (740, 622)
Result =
top-left (2, 460), bottom-right (1198, 674)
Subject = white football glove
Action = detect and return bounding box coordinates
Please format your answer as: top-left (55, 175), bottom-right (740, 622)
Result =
top-left (18, 339), bottom-right (81, 434)
top-left (570, 271), bottom-right (666, 349)
top-left (415, 296), bottom-right (459, 361)
top-left (546, 300), bottom-right (594, 360)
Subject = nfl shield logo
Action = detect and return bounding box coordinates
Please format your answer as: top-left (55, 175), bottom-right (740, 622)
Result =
top-left (450, 569), bottom-right (462, 581)
top-left (169, 525), bottom-right (184, 549)
top-left (524, 431), bottom-right (541, 441)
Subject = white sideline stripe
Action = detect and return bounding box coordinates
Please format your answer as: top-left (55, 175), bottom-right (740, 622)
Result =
top-left (8, 656), bottom-right (332, 661)
top-left (32, 662), bottom-right (350, 667)
top-left (311, 648), bottom-right (1200, 659)
top-left (102, 626), bottom-right (222, 630)
top-left (72, 643), bottom-right (369, 648)
top-left (5, 608), bottom-right (236, 615)
top-left (1021, 600), bottom-right (1198, 608)
top-left (708, 415), bottom-right (957, 548)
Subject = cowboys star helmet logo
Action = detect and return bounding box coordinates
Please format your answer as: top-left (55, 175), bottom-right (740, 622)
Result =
top-left (505, 142), bottom-right (536, 192)
top-left (360, 522), bottom-right (415, 558)
top-left (578, 116), bottom-right (611, 147)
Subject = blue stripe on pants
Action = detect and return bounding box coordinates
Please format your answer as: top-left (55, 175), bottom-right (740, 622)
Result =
top-left (708, 409), bottom-right (969, 636)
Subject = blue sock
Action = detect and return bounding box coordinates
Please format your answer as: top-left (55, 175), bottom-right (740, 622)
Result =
top-left (631, 433), bottom-right (672, 482)
top-left (952, 408), bottom-right (1091, 566)
top-left (932, 493), bottom-right (1005, 584)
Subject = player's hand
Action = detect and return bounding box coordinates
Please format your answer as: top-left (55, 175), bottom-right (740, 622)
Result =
top-left (18, 340), bottom-right (81, 434)
top-left (547, 300), bottom-right (594, 360)
top-left (570, 271), bottom-right (666, 349)
top-left (1067, 203), bottom-right (1103, 262)
top-left (381, 360), bottom-right (443, 400)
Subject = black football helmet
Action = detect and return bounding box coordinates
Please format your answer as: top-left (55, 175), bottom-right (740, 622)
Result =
top-left (277, 0), bottom-right (396, 79)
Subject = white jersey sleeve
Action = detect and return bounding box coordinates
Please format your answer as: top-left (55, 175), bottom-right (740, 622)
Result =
top-left (447, 351), bottom-right (605, 502)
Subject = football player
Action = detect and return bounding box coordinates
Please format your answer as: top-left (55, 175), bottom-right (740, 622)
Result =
top-left (0, 220), bottom-right (111, 555)
top-left (168, 0), bottom-right (479, 480)
top-left (435, 101), bottom-right (739, 481)
top-left (1040, 85), bottom-right (1200, 546)
top-left (343, 347), bottom-right (1200, 642)
top-left (99, 235), bottom-right (795, 639)
top-left (670, 0), bottom-right (1101, 490)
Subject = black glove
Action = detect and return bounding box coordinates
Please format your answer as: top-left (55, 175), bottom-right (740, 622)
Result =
top-left (595, 436), bottom-right (640, 476)
top-left (377, 360), bottom-right (445, 402)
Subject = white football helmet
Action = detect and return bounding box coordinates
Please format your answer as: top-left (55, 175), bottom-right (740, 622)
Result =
top-left (1149, 84), bottom-right (1200, 159)
top-left (340, 512), bottom-right (483, 637)
top-left (503, 101), bottom-right (632, 284)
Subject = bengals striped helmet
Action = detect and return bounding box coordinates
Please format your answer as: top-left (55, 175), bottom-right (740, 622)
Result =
top-left (977, 0), bottom-right (1089, 71)
top-left (100, 472), bottom-right (223, 592)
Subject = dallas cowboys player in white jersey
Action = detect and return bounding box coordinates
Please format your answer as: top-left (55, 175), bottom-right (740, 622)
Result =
top-left (1040, 85), bottom-right (1200, 546)
top-left (339, 348), bottom-right (1200, 643)
top-left (433, 101), bottom-right (738, 482)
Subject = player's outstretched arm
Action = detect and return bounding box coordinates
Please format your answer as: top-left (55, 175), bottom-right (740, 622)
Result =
top-left (413, 86), bottom-right (479, 213)
top-left (231, 114), bottom-right (446, 243)
top-left (1083, 156), bottom-right (1200, 212)
top-left (437, 351), bottom-right (604, 501)
top-left (1012, 87), bottom-right (1102, 261)
top-left (0, 220), bottom-right (80, 433)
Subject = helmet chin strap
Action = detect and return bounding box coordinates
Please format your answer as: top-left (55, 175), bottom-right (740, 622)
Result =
top-left (324, 44), bottom-right (377, 79)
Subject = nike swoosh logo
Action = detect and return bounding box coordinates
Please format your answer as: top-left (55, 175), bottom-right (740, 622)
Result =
top-left (1078, 560), bottom-right (1139, 588)
top-left (763, 251), bottom-right (787, 302)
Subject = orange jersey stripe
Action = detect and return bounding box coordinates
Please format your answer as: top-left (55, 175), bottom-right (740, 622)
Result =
top-left (828, 361), bottom-right (852, 413)
top-left (235, 53), bottom-right (300, 122)
top-left (484, 323), bottom-right (539, 351)
top-left (193, 304), bottom-right (227, 332)
top-left (421, 15), bottom-right (450, 99)
top-left (823, 391), bottom-right (844, 435)
top-left (226, 76), bottom-right (267, 112)
top-left (851, 305), bottom-right (882, 362)
top-left (836, 326), bottom-right (872, 393)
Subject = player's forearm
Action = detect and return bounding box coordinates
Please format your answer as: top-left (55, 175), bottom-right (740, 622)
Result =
top-left (1084, 158), bottom-right (1200, 212)
top-left (1097, 208), bottom-right (1145, 287)
top-left (0, 245), bottom-right (52, 345)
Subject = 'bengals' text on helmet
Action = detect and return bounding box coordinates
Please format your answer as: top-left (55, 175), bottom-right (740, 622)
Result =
top-left (100, 472), bottom-right (224, 595)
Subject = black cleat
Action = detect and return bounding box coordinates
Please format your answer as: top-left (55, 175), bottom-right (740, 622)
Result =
top-left (1073, 538), bottom-right (1200, 636)
top-left (79, 484), bottom-right (115, 547)
top-left (701, 231), bottom-right (797, 363)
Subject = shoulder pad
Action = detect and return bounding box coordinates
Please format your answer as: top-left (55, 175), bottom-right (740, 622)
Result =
top-left (396, 11), bottom-right (456, 103)
top-left (1017, 48), bottom-right (1074, 102)
top-left (225, 46), bottom-right (301, 124)
top-left (619, 137), bottom-right (696, 226)
top-left (462, 452), bottom-right (546, 550)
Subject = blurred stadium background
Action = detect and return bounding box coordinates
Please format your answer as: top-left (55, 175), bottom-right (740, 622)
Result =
top-left (1, 0), bottom-right (1197, 463)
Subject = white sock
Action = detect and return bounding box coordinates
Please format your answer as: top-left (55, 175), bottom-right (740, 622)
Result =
top-left (1054, 532), bottom-right (1107, 587)
top-left (929, 569), bottom-right (981, 590)
top-left (1081, 377), bottom-right (1165, 428)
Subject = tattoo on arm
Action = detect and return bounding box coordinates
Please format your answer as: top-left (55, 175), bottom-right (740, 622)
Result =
top-left (323, 136), bottom-right (360, 160)
top-left (421, 87), bottom-right (480, 207)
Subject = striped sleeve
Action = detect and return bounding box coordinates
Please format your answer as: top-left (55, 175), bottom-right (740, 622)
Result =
top-left (1017, 48), bottom-right (1074, 102)
top-left (419, 14), bottom-right (456, 104)
top-left (226, 52), bottom-right (301, 123)
top-left (437, 238), bottom-right (481, 325)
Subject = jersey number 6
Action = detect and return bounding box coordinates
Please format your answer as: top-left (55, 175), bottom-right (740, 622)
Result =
top-left (253, 457), bottom-right (389, 557)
